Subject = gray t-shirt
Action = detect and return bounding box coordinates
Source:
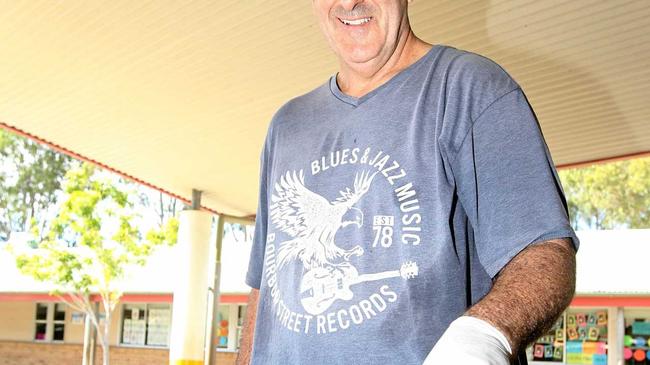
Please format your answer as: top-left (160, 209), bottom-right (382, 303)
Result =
top-left (245, 45), bottom-right (578, 365)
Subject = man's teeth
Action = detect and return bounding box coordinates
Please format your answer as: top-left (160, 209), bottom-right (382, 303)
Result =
top-left (341, 17), bottom-right (371, 25)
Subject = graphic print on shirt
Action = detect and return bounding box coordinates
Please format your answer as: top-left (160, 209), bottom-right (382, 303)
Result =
top-left (262, 146), bottom-right (423, 335)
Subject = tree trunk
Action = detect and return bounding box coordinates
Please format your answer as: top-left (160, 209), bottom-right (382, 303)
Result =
top-left (102, 311), bottom-right (110, 365)
top-left (158, 192), bottom-right (164, 227)
top-left (90, 302), bottom-right (99, 365)
top-left (82, 313), bottom-right (92, 365)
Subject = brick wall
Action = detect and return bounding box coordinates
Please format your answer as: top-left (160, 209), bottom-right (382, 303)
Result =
top-left (0, 341), bottom-right (83, 365)
top-left (217, 352), bottom-right (237, 365)
top-left (0, 341), bottom-right (238, 365)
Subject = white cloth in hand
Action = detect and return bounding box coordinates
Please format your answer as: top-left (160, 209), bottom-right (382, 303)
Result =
top-left (423, 316), bottom-right (512, 365)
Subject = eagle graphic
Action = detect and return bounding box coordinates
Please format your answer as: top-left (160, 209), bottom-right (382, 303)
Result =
top-left (270, 169), bottom-right (378, 270)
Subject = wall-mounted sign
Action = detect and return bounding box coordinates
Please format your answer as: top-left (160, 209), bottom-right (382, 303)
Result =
top-left (71, 312), bottom-right (84, 324)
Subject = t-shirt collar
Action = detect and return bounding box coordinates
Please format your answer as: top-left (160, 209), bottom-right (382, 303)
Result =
top-left (329, 44), bottom-right (440, 108)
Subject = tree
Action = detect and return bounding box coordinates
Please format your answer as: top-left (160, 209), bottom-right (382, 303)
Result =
top-left (137, 189), bottom-right (179, 228)
top-left (0, 129), bottom-right (75, 241)
top-left (10, 163), bottom-right (178, 365)
top-left (223, 222), bottom-right (254, 243)
top-left (559, 157), bottom-right (650, 230)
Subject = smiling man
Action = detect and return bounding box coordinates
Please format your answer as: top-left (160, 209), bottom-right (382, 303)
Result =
top-left (237, 1), bottom-right (578, 364)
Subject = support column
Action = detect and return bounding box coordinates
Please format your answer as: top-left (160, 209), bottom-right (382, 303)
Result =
top-left (205, 216), bottom-right (224, 365)
top-left (607, 306), bottom-right (624, 365)
top-left (169, 204), bottom-right (213, 365)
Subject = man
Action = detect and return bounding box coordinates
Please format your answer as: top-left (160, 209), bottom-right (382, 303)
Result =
top-left (238, 1), bottom-right (577, 364)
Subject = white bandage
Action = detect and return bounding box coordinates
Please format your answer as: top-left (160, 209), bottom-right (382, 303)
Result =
top-left (423, 316), bottom-right (512, 365)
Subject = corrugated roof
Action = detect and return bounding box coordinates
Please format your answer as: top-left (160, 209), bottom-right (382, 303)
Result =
top-left (0, 1), bottom-right (649, 217)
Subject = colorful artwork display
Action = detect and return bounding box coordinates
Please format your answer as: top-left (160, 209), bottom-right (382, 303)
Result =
top-left (566, 310), bottom-right (608, 365)
top-left (217, 315), bottom-right (229, 348)
top-left (625, 319), bottom-right (650, 365)
top-left (596, 311), bottom-right (607, 326)
top-left (531, 316), bottom-right (564, 362)
top-left (568, 314), bottom-right (576, 327)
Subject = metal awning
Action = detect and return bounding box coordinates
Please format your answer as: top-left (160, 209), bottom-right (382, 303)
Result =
top-left (1, 1), bottom-right (648, 217)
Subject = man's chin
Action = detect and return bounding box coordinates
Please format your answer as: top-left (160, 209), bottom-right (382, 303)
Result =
top-left (337, 44), bottom-right (382, 65)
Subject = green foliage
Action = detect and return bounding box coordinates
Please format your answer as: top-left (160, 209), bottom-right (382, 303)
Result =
top-left (2, 130), bottom-right (180, 365)
top-left (0, 129), bottom-right (74, 240)
top-left (12, 162), bottom-right (179, 297)
top-left (559, 157), bottom-right (650, 229)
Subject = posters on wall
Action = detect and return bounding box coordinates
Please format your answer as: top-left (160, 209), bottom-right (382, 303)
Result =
top-left (120, 305), bottom-right (172, 347)
top-left (122, 318), bottom-right (146, 345)
top-left (147, 307), bottom-right (171, 346)
top-left (624, 319), bottom-right (650, 365)
top-left (531, 316), bottom-right (564, 362)
top-left (566, 310), bottom-right (608, 365)
top-left (122, 305), bottom-right (146, 345)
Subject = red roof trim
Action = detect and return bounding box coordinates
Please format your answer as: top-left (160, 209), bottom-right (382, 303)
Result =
top-left (120, 294), bottom-right (172, 303)
top-left (0, 293), bottom-right (102, 302)
top-left (220, 294), bottom-right (248, 304)
top-left (0, 293), bottom-right (59, 302)
top-left (0, 121), bottom-right (220, 215)
top-left (571, 295), bottom-right (650, 307)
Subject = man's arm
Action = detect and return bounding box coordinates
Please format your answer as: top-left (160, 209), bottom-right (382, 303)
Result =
top-left (236, 288), bottom-right (259, 365)
top-left (466, 238), bottom-right (576, 355)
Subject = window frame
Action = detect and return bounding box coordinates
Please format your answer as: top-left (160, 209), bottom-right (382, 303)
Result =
top-left (52, 303), bottom-right (67, 341)
top-left (118, 302), bottom-right (172, 349)
top-left (33, 302), bottom-right (66, 343)
top-left (216, 303), bottom-right (248, 353)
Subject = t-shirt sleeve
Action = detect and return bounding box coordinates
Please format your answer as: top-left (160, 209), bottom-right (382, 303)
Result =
top-left (245, 134), bottom-right (272, 289)
top-left (450, 87), bottom-right (579, 278)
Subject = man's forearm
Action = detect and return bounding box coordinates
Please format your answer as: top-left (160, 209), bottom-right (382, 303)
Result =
top-left (465, 238), bottom-right (576, 354)
top-left (236, 288), bottom-right (259, 365)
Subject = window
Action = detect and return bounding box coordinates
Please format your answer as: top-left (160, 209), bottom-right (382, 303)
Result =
top-left (53, 303), bottom-right (66, 341)
top-left (34, 302), bottom-right (66, 342)
top-left (34, 303), bottom-right (48, 341)
top-left (526, 310), bottom-right (608, 365)
top-left (623, 309), bottom-right (650, 365)
top-left (120, 303), bottom-right (171, 347)
top-left (121, 304), bottom-right (146, 345)
top-left (217, 305), bottom-right (229, 349)
top-left (564, 309), bottom-right (608, 365)
top-left (146, 304), bottom-right (172, 346)
top-left (236, 305), bottom-right (247, 349)
top-left (216, 303), bottom-right (247, 352)
top-left (527, 315), bottom-right (565, 363)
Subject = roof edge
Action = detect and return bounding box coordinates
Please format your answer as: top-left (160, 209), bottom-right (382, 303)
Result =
top-left (1, 121), bottom-right (253, 223)
top-left (557, 151), bottom-right (650, 170)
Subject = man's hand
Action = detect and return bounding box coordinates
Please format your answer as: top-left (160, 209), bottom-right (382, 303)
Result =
top-left (426, 238), bottom-right (576, 364)
top-left (236, 288), bottom-right (259, 365)
top-left (423, 316), bottom-right (511, 365)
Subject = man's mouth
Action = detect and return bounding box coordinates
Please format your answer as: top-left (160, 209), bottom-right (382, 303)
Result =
top-left (338, 17), bottom-right (372, 26)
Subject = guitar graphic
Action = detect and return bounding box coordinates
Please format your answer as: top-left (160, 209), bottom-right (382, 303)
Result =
top-left (300, 261), bottom-right (419, 315)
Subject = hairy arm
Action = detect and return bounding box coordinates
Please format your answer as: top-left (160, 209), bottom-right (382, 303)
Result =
top-left (465, 238), bottom-right (576, 356)
top-left (236, 288), bottom-right (260, 365)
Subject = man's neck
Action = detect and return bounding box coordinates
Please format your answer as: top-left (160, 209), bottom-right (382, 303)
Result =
top-left (336, 31), bottom-right (432, 98)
